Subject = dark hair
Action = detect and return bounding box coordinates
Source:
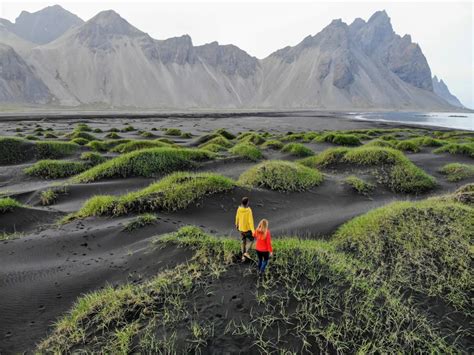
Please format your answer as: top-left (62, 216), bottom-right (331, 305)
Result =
top-left (241, 197), bottom-right (249, 207)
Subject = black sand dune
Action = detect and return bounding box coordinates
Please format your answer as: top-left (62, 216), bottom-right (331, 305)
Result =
top-left (0, 111), bottom-right (472, 353)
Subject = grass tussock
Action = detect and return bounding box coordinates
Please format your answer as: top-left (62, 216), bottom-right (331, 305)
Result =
top-left (73, 148), bottom-right (214, 183)
top-left (229, 143), bottom-right (263, 161)
top-left (343, 175), bottom-right (374, 195)
top-left (199, 136), bottom-right (233, 149)
top-left (237, 132), bottom-right (265, 145)
top-left (86, 139), bottom-right (130, 152)
top-left (110, 140), bottom-right (171, 153)
top-left (239, 160), bottom-right (323, 192)
top-left (335, 198), bottom-right (473, 311)
top-left (64, 172), bottom-right (234, 221)
top-left (0, 137), bottom-right (35, 164)
top-left (433, 143), bottom-right (474, 158)
top-left (35, 141), bottom-right (79, 159)
top-left (124, 213), bottom-right (158, 231)
top-left (165, 128), bottom-right (182, 136)
top-left (0, 197), bottom-right (22, 213)
top-left (80, 152), bottom-right (106, 165)
top-left (302, 147), bottom-right (436, 194)
top-left (40, 189), bottom-right (58, 206)
top-left (261, 139), bottom-right (283, 150)
top-left (314, 132), bottom-right (362, 146)
top-left (38, 194), bottom-right (473, 354)
top-left (281, 143), bottom-right (314, 157)
top-left (440, 163), bottom-right (474, 182)
top-left (24, 160), bottom-right (88, 179)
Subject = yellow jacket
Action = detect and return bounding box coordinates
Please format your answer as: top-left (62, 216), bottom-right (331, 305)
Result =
top-left (235, 206), bottom-right (255, 233)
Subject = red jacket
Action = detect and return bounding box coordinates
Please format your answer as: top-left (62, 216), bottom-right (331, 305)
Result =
top-left (253, 229), bottom-right (273, 253)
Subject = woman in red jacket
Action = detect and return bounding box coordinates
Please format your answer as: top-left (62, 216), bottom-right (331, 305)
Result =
top-left (253, 219), bottom-right (273, 274)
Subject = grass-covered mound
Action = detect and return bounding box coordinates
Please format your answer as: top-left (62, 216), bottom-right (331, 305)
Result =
top-left (237, 132), bottom-right (265, 145)
top-left (0, 197), bottom-right (22, 213)
top-left (433, 142), bottom-right (474, 158)
top-left (364, 139), bottom-right (396, 148)
top-left (124, 213), bottom-right (158, 231)
top-left (199, 136), bottom-right (233, 150)
top-left (73, 148), bottom-right (214, 183)
top-left (229, 143), bottom-right (263, 161)
top-left (440, 163), bottom-right (474, 182)
top-left (110, 140), bottom-right (171, 153)
top-left (65, 172), bottom-right (235, 221)
top-left (35, 141), bottom-right (79, 159)
top-left (239, 160), bottom-right (323, 192)
top-left (0, 137), bottom-right (35, 164)
top-left (301, 147), bottom-right (436, 194)
top-left (343, 175), bottom-right (374, 195)
top-left (164, 128), bottom-right (182, 136)
top-left (261, 139), bottom-right (283, 150)
top-left (25, 160), bottom-right (88, 179)
top-left (80, 152), bottom-right (106, 165)
top-left (281, 143), bottom-right (314, 157)
top-left (334, 198), bottom-right (473, 312)
top-left (86, 139), bottom-right (131, 152)
top-left (38, 211), bottom-right (472, 353)
top-left (315, 132), bottom-right (362, 146)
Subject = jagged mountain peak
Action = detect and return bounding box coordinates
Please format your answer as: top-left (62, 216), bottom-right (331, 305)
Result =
top-left (12, 4), bottom-right (83, 44)
top-left (83, 9), bottom-right (143, 36)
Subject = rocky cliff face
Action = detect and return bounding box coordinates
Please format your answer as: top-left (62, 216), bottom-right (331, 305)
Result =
top-left (0, 44), bottom-right (51, 103)
top-left (432, 75), bottom-right (464, 108)
top-left (0, 6), bottom-right (461, 110)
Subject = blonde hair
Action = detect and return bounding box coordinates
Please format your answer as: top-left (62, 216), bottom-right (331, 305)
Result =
top-left (256, 219), bottom-right (269, 239)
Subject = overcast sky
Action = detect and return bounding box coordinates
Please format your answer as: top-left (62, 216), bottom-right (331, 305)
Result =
top-left (1, 0), bottom-right (473, 108)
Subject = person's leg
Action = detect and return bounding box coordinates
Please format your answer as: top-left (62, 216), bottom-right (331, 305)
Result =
top-left (260, 252), bottom-right (269, 273)
top-left (243, 232), bottom-right (252, 257)
top-left (241, 232), bottom-right (246, 256)
top-left (245, 235), bottom-right (254, 254)
top-left (256, 251), bottom-right (263, 271)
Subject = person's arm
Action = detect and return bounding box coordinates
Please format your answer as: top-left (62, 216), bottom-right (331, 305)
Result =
top-left (249, 208), bottom-right (255, 233)
top-left (267, 230), bottom-right (273, 254)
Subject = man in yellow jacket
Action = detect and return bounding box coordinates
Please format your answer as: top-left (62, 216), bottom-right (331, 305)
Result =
top-left (235, 196), bottom-right (255, 261)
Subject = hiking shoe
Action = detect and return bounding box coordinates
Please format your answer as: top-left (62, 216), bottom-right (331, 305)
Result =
top-left (243, 252), bottom-right (250, 259)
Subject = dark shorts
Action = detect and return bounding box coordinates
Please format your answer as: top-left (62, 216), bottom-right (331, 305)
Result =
top-left (241, 231), bottom-right (253, 241)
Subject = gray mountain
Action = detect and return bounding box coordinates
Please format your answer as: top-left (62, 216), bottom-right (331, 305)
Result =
top-left (432, 75), bottom-right (464, 108)
top-left (0, 44), bottom-right (51, 103)
top-left (26, 10), bottom-right (261, 107)
top-left (4, 5), bottom-right (83, 45)
top-left (0, 7), bottom-right (462, 110)
top-left (259, 11), bottom-right (448, 109)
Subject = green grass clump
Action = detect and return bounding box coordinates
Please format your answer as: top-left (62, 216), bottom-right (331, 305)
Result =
top-left (199, 143), bottom-right (226, 152)
top-left (315, 132), bottom-right (362, 146)
top-left (66, 131), bottom-right (96, 141)
top-left (298, 147), bottom-right (349, 168)
top-left (93, 128), bottom-right (103, 133)
top-left (111, 140), bottom-right (170, 153)
top-left (344, 147), bottom-right (436, 193)
top-left (66, 172), bottom-right (235, 220)
top-left (229, 143), bottom-right (263, 161)
top-left (0, 197), bottom-right (22, 213)
top-left (71, 138), bottom-right (89, 146)
top-left (25, 160), bottom-right (88, 179)
top-left (105, 132), bottom-right (121, 139)
top-left (124, 213), bottom-right (158, 231)
top-left (281, 143), bottom-right (314, 157)
top-left (140, 131), bottom-right (154, 138)
top-left (44, 132), bottom-right (58, 139)
top-left (214, 128), bottom-right (236, 140)
top-left (0, 137), bottom-right (35, 164)
top-left (35, 141), bottom-right (79, 159)
top-left (40, 189), bottom-right (58, 206)
top-left (121, 125), bottom-right (136, 132)
top-left (364, 139), bottom-right (396, 148)
top-left (440, 163), bottom-right (474, 182)
top-left (344, 175), bottom-right (374, 195)
top-left (335, 198), bottom-right (473, 310)
top-left (238, 132), bottom-right (265, 145)
top-left (433, 143), bottom-right (474, 158)
top-left (75, 123), bottom-right (93, 132)
top-left (199, 136), bottom-right (233, 149)
top-left (261, 139), bottom-right (283, 150)
top-left (239, 160), bottom-right (323, 192)
top-left (80, 152), bottom-right (106, 165)
top-left (396, 140), bottom-right (421, 152)
top-left (26, 135), bottom-right (39, 141)
top-left (86, 139), bottom-right (130, 152)
top-left (165, 128), bottom-right (182, 136)
top-left (73, 148), bottom-right (214, 183)
top-left (180, 132), bottom-right (192, 139)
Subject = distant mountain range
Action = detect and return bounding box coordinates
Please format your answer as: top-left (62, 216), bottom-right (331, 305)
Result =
top-left (0, 5), bottom-right (466, 110)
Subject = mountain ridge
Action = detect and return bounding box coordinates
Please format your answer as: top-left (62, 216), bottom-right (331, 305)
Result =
top-left (0, 6), bottom-right (466, 110)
